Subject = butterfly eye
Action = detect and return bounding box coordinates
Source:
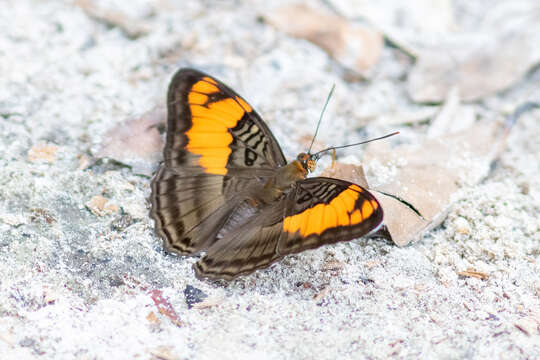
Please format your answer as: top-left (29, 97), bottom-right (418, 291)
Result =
top-left (296, 153), bottom-right (316, 173)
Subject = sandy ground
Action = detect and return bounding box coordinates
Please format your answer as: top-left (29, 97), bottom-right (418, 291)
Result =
top-left (1, 0), bottom-right (539, 359)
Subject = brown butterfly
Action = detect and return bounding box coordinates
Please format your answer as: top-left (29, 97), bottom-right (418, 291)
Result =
top-left (150, 68), bottom-right (385, 280)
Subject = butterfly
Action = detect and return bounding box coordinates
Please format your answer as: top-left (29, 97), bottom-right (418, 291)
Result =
top-left (150, 68), bottom-right (384, 280)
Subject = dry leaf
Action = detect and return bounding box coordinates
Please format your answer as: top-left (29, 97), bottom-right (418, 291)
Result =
top-left (27, 143), bottom-right (57, 163)
top-left (323, 0), bottom-right (456, 59)
top-left (329, 0), bottom-right (456, 34)
top-left (96, 107), bottom-right (166, 176)
top-left (85, 195), bottom-right (119, 216)
top-left (321, 163), bottom-right (369, 188)
top-left (407, 2), bottom-right (540, 102)
top-left (365, 119), bottom-right (508, 246)
top-left (374, 105), bottom-right (440, 127)
top-left (427, 87), bottom-right (476, 137)
top-left (323, 115), bottom-right (512, 246)
top-left (75, 0), bottom-right (149, 39)
top-left (265, 4), bottom-right (383, 76)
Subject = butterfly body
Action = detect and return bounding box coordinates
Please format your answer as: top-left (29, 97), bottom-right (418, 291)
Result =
top-left (150, 68), bottom-right (384, 280)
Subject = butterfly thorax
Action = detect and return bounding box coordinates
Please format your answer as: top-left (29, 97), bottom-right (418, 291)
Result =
top-left (259, 153), bottom-right (315, 204)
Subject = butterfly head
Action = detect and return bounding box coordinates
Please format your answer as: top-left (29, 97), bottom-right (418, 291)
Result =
top-left (296, 152), bottom-right (317, 173)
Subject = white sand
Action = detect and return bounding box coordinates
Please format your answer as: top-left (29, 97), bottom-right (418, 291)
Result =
top-left (0, 1), bottom-right (538, 359)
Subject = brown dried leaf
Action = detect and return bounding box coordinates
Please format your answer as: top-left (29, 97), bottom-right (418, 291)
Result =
top-left (323, 117), bottom-right (510, 246)
top-left (75, 0), bottom-right (149, 39)
top-left (27, 143), bottom-right (57, 163)
top-left (96, 107), bottom-right (166, 175)
top-left (323, 0), bottom-right (456, 59)
top-left (427, 87), bottom-right (476, 137)
top-left (321, 163), bottom-right (369, 188)
top-left (366, 120), bottom-right (506, 246)
top-left (329, 0), bottom-right (456, 35)
top-left (85, 195), bottom-right (119, 216)
top-left (407, 2), bottom-right (540, 102)
top-left (266, 4), bottom-right (383, 76)
top-left (374, 105), bottom-right (440, 127)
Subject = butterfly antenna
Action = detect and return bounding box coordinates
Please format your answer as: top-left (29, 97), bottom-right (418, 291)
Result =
top-left (308, 84), bottom-right (336, 154)
top-left (312, 131), bottom-right (400, 160)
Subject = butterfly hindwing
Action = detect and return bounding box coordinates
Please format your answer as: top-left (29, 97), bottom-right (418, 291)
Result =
top-left (194, 177), bottom-right (383, 280)
top-left (151, 68), bottom-right (286, 255)
top-left (194, 202), bottom-right (285, 280)
top-left (151, 169), bottom-right (237, 254)
top-left (279, 177), bottom-right (384, 255)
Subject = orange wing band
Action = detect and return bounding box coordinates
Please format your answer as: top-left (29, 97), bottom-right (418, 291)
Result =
top-left (185, 80), bottom-right (250, 175)
top-left (282, 185), bottom-right (377, 236)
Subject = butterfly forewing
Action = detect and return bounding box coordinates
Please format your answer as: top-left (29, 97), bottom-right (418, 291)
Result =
top-left (164, 69), bottom-right (286, 174)
top-left (151, 69), bottom-right (286, 256)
